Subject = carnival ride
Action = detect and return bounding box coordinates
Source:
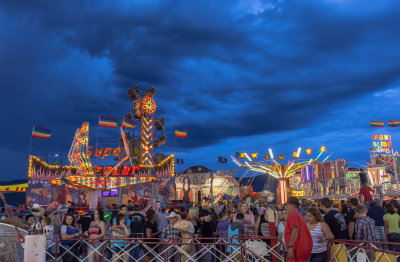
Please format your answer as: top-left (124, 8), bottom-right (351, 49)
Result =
top-left (231, 147), bottom-right (330, 204)
top-left (27, 86), bottom-right (174, 206)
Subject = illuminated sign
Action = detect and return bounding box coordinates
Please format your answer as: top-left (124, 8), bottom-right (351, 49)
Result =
top-left (371, 134), bottom-right (392, 150)
top-left (239, 153), bottom-right (246, 158)
top-left (305, 149), bottom-right (313, 155)
top-left (278, 155), bottom-right (284, 160)
top-left (93, 165), bottom-right (141, 176)
top-left (319, 146), bottom-right (327, 152)
top-left (88, 147), bottom-right (122, 159)
top-left (292, 190), bottom-right (305, 197)
top-left (264, 154), bottom-right (271, 159)
top-left (372, 134), bottom-right (391, 141)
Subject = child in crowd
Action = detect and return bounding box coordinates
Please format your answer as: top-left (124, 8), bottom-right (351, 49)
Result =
top-left (41, 216), bottom-right (54, 261)
top-left (227, 212), bottom-right (245, 260)
top-left (216, 211), bottom-right (230, 238)
top-left (216, 211), bottom-right (230, 257)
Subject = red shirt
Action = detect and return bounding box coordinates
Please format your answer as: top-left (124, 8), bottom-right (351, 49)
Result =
top-left (284, 211), bottom-right (312, 262)
top-left (359, 186), bottom-right (373, 201)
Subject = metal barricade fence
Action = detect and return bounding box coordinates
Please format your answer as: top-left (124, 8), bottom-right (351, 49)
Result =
top-left (47, 235), bottom-right (286, 262)
top-left (0, 223), bottom-right (27, 262)
top-left (327, 239), bottom-right (400, 262)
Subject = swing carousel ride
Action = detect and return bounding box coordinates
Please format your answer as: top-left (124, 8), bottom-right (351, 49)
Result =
top-left (27, 86), bottom-right (175, 207)
top-left (231, 147), bottom-right (330, 204)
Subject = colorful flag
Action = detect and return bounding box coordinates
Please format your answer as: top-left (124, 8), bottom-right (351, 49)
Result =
top-left (99, 116), bottom-right (117, 128)
top-left (388, 120), bottom-right (400, 127)
top-left (370, 121), bottom-right (384, 128)
top-left (32, 126), bottom-right (52, 138)
top-left (175, 128), bottom-right (187, 138)
top-left (121, 117), bottom-right (136, 128)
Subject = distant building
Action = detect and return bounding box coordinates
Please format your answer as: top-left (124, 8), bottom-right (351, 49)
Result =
top-left (175, 166), bottom-right (240, 203)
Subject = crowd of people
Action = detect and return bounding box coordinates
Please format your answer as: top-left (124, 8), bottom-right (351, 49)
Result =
top-left (1, 183), bottom-right (400, 262)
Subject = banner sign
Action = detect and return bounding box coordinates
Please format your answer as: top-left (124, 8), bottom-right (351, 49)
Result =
top-left (0, 183), bottom-right (28, 192)
top-left (216, 169), bottom-right (237, 176)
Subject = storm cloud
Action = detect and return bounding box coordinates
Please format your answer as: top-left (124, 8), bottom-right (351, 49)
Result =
top-left (1, 0), bottom-right (400, 179)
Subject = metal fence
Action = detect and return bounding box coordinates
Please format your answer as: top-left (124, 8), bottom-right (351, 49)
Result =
top-left (0, 223), bottom-right (27, 262)
top-left (43, 235), bottom-right (285, 262)
top-left (327, 239), bottom-right (400, 262)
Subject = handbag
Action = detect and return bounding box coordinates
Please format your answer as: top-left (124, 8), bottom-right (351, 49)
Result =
top-left (244, 239), bottom-right (269, 257)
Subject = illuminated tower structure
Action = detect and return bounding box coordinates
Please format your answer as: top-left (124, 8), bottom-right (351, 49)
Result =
top-left (128, 87), bottom-right (158, 165)
top-left (68, 122), bottom-right (94, 176)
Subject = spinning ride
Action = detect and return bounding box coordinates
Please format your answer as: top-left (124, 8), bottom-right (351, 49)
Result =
top-left (232, 147), bottom-right (329, 204)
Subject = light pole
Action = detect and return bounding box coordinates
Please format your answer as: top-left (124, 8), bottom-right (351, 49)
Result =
top-left (210, 171), bottom-right (214, 206)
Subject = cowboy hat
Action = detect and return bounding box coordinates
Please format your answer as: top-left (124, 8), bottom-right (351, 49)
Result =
top-left (29, 203), bottom-right (45, 216)
top-left (174, 219), bottom-right (195, 234)
top-left (165, 211), bottom-right (181, 219)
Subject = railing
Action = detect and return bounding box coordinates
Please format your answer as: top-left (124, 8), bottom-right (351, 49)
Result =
top-left (43, 235), bottom-right (286, 262)
top-left (327, 239), bottom-right (400, 262)
top-left (0, 223), bottom-right (27, 262)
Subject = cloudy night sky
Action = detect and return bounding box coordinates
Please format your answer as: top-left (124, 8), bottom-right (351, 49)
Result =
top-left (1, 0), bottom-right (400, 181)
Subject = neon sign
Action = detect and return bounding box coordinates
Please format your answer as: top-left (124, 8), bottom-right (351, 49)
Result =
top-left (93, 165), bottom-right (141, 176)
top-left (292, 190), bottom-right (305, 197)
top-left (371, 134), bottom-right (392, 149)
top-left (88, 147), bottom-right (122, 159)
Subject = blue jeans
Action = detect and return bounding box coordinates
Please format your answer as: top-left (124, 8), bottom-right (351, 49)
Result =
top-left (310, 251), bottom-right (327, 262)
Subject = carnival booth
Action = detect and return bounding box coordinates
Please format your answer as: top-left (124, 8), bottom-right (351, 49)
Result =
top-left (175, 166), bottom-right (240, 204)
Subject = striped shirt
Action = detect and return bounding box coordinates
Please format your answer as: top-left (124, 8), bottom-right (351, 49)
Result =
top-left (216, 220), bottom-right (230, 238)
top-left (309, 223), bottom-right (326, 253)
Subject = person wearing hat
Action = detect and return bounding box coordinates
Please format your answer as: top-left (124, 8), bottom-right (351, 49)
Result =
top-left (174, 219), bottom-right (195, 262)
top-left (162, 212), bottom-right (182, 262)
top-left (162, 212), bottom-right (182, 242)
top-left (29, 203), bottom-right (45, 230)
top-left (284, 197), bottom-right (312, 262)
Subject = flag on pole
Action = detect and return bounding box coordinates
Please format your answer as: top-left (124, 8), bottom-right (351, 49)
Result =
top-left (121, 117), bottom-right (136, 128)
top-left (175, 128), bottom-right (187, 138)
top-left (218, 156), bottom-right (228, 163)
top-left (370, 121), bottom-right (384, 128)
top-left (32, 126), bottom-right (52, 138)
top-left (99, 116), bottom-right (117, 128)
top-left (388, 120), bottom-right (400, 127)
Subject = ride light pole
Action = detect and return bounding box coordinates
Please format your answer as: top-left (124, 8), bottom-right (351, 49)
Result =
top-left (210, 171), bottom-right (214, 207)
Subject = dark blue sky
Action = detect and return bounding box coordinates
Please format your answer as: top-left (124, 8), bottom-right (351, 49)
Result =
top-left (1, 0), bottom-right (400, 181)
